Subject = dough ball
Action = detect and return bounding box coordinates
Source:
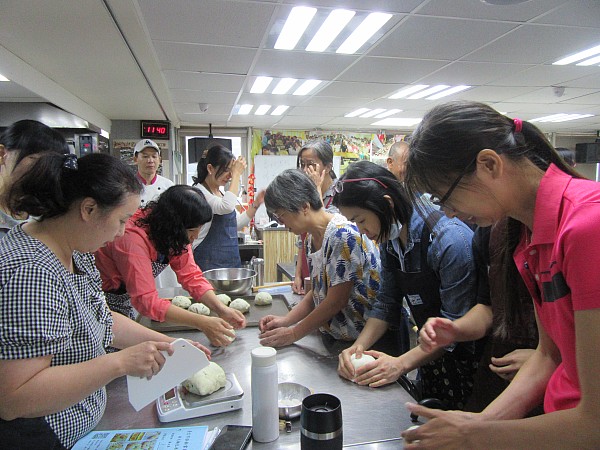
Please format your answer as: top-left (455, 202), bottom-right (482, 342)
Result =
top-left (182, 362), bottom-right (227, 396)
top-left (172, 295), bottom-right (192, 309)
top-left (188, 303), bottom-right (211, 316)
top-left (215, 293), bottom-right (231, 306)
top-left (224, 329), bottom-right (236, 342)
top-left (350, 353), bottom-right (375, 370)
top-left (254, 291), bottom-right (273, 306)
top-left (229, 298), bottom-right (251, 313)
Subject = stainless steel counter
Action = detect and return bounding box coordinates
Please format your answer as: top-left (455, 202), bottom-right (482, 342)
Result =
top-left (96, 293), bottom-right (417, 448)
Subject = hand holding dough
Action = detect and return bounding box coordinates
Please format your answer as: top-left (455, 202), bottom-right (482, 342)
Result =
top-left (182, 361), bottom-right (227, 396)
top-left (350, 353), bottom-right (376, 370)
top-left (230, 298), bottom-right (251, 313)
top-left (172, 295), bottom-right (192, 309)
top-left (254, 292), bottom-right (273, 306)
top-left (188, 303), bottom-right (211, 315)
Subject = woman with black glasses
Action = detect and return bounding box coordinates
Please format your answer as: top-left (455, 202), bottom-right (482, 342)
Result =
top-left (334, 161), bottom-right (480, 411)
top-left (258, 169), bottom-right (380, 349)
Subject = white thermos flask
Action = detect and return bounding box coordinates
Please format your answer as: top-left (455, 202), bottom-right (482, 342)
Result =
top-left (251, 346), bottom-right (279, 443)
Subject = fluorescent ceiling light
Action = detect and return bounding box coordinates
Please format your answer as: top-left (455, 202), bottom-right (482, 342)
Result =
top-left (293, 79), bottom-right (321, 96)
top-left (237, 104), bottom-right (253, 115)
top-left (408, 85), bottom-right (450, 99)
top-left (336, 12), bottom-right (393, 54)
top-left (274, 6), bottom-right (317, 50)
top-left (530, 113), bottom-right (593, 123)
top-left (576, 55), bottom-right (600, 66)
top-left (360, 108), bottom-right (386, 118)
top-left (306, 9), bottom-right (355, 52)
top-left (345, 108), bottom-right (370, 117)
top-left (100, 129), bottom-right (110, 139)
top-left (255, 105), bottom-right (271, 115)
top-left (375, 109), bottom-right (402, 118)
top-left (389, 85), bottom-right (429, 99)
top-left (250, 76), bottom-right (273, 93)
top-left (0, 73), bottom-right (9, 82)
top-left (426, 85), bottom-right (471, 100)
top-left (271, 105), bottom-right (289, 115)
top-left (553, 44), bottom-right (600, 65)
top-left (272, 78), bottom-right (297, 95)
top-left (372, 118), bottom-right (422, 127)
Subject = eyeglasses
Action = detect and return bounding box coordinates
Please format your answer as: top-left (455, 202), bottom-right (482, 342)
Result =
top-left (429, 158), bottom-right (476, 207)
top-left (269, 210), bottom-right (288, 224)
top-left (333, 177), bottom-right (388, 194)
top-left (299, 161), bottom-right (318, 170)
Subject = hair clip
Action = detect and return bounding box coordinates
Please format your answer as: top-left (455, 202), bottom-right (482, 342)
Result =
top-left (201, 149), bottom-right (209, 159)
top-left (62, 153), bottom-right (78, 171)
top-left (513, 118), bottom-right (523, 133)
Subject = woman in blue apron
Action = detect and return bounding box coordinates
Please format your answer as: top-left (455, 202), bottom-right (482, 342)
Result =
top-left (335, 161), bottom-right (481, 410)
top-left (192, 144), bottom-right (263, 271)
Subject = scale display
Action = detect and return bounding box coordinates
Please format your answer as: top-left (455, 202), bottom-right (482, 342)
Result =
top-left (141, 120), bottom-right (170, 140)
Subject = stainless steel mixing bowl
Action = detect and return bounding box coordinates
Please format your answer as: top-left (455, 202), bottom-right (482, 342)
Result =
top-left (278, 382), bottom-right (312, 420)
top-left (202, 268), bottom-right (256, 295)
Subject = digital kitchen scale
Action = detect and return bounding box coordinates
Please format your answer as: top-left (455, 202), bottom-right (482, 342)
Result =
top-left (157, 372), bottom-right (244, 423)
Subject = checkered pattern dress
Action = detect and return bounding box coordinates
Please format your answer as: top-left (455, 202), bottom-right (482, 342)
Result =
top-left (0, 225), bottom-right (114, 448)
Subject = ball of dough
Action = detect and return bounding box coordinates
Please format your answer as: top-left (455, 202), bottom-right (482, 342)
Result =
top-left (229, 298), bottom-right (250, 313)
top-left (254, 291), bottom-right (273, 306)
top-left (188, 303), bottom-right (211, 316)
top-left (224, 329), bottom-right (236, 342)
top-left (215, 293), bottom-right (231, 306)
top-left (172, 295), bottom-right (192, 309)
top-left (350, 353), bottom-right (375, 370)
top-left (182, 362), bottom-right (227, 396)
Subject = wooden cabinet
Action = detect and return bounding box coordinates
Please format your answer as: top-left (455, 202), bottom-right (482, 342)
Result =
top-left (261, 228), bottom-right (297, 283)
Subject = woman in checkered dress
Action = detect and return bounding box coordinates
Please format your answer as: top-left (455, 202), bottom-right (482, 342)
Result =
top-left (0, 153), bottom-right (210, 449)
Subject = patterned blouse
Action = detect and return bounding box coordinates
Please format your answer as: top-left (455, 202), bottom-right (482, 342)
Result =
top-left (305, 213), bottom-right (380, 340)
top-left (0, 225), bottom-right (113, 448)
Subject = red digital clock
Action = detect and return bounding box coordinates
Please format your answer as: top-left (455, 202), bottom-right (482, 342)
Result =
top-left (141, 120), bottom-right (170, 140)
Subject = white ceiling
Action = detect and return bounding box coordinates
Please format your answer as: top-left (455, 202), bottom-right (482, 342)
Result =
top-left (1, 0), bottom-right (600, 134)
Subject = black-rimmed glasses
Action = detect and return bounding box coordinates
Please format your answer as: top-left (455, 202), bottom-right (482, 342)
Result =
top-left (429, 158), bottom-right (477, 207)
top-left (333, 177), bottom-right (388, 194)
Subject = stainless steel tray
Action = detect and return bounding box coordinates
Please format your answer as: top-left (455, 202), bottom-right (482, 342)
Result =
top-left (136, 289), bottom-right (290, 332)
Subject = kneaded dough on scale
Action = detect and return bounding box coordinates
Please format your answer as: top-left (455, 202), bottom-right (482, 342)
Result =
top-left (188, 303), bottom-right (211, 315)
top-left (215, 293), bottom-right (231, 306)
top-left (254, 291), bottom-right (273, 306)
top-left (182, 362), bottom-right (227, 396)
top-left (350, 353), bottom-right (375, 370)
top-left (229, 298), bottom-right (250, 313)
top-left (172, 295), bottom-right (192, 309)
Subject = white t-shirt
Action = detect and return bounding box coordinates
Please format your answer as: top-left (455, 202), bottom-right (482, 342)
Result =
top-left (139, 175), bottom-right (174, 207)
top-left (192, 184), bottom-right (251, 248)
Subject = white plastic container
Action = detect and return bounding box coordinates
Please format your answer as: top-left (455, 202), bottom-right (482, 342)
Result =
top-left (251, 346), bottom-right (279, 443)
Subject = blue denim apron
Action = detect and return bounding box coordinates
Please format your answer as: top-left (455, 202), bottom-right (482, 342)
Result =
top-left (194, 209), bottom-right (241, 271)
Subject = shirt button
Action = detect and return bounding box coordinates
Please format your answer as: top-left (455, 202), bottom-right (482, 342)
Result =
top-left (534, 274), bottom-right (540, 281)
top-left (529, 249), bottom-right (537, 255)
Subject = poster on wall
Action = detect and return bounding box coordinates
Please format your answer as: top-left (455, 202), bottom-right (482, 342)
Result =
top-left (113, 139), bottom-right (169, 175)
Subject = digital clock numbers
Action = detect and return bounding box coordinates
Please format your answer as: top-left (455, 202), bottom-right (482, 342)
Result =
top-left (141, 120), bottom-right (170, 140)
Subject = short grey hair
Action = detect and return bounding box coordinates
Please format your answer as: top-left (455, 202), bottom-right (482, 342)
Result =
top-left (265, 169), bottom-right (323, 214)
top-left (298, 139), bottom-right (337, 179)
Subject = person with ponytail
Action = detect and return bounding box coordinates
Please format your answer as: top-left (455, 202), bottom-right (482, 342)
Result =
top-left (402, 100), bottom-right (600, 448)
top-left (0, 153), bottom-right (210, 450)
top-left (192, 144), bottom-right (263, 271)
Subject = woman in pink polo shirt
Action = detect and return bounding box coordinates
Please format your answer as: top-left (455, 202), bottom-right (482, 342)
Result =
top-left (401, 100), bottom-right (600, 448)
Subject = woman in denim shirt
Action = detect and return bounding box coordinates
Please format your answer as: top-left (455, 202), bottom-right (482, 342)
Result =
top-left (336, 161), bottom-right (479, 410)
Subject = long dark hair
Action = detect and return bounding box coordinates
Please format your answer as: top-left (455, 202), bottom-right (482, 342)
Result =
top-left (5, 153), bottom-right (141, 220)
top-left (332, 161), bottom-right (412, 242)
top-left (192, 145), bottom-right (234, 185)
top-left (0, 119), bottom-right (68, 166)
top-left (405, 100), bottom-right (583, 337)
top-left (136, 185), bottom-right (212, 257)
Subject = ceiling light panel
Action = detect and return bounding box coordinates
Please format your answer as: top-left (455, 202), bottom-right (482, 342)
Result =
top-left (293, 80), bottom-right (322, 96)
top-left (408, 85), bottom-right (450, 99)
top-left (272, 78), bottom-right (297, 95)
top-left (274, 6), bottom-right (317, 50)
top-left (553, 44), bottom-right (600, 66)
top-left (250, 76), bottom-right (273, 94)
top-left (271, 105), bottom-right (289, 115)
top-left (530, 113), bottom-right (594, 123)
top-left (426, 85), bottom-right (471, 100)
top-left (375, 109), bottom-right (402, 118)
top-left (360, 108), bottom-right (386, 118)
top-left (0, 73), bottom-right (9, 82)
top-left (255, 105), bottom-right (271, 115)
top-left (576, 55), bottom-right (600, 66)
top-left (389, 85), bottom-right (429, 99)
top-left (237, 104), bottom-right (253, 115)
top-left (372, 118), bottom-right (423, 127)
top-left (270, 8), bottom-right (395, 55)
top-left (345, 108), bottom-right (370, 117)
